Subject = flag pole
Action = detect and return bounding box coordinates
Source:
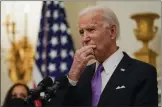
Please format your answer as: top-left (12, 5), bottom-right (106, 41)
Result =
top-left (43, 1), bottom-right (49, 77)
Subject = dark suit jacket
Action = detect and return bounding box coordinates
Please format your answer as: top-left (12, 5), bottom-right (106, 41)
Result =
top-left (49, 52), bottom-right (158, 107)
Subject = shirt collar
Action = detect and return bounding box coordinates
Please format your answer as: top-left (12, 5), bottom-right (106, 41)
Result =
top-left (96, 48), bottom-right (124, 74)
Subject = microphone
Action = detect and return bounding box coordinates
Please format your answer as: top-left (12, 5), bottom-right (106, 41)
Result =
top-left (43, 76), bottom-right (68, 101)
top-left (26, 77), bottom-right (53, 103)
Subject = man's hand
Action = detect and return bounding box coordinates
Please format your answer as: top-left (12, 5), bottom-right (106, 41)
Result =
top-left (68, 45), bottom-right (96, 81)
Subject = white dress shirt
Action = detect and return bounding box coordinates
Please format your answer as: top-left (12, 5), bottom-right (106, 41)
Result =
top-left (68, 48), bottom-right (124, 91)
top-left (95, 48), bottom-right (124, 92)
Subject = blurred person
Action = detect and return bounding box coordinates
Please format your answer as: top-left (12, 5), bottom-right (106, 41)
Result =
top-left (3, 83), bottom-right (29, 107)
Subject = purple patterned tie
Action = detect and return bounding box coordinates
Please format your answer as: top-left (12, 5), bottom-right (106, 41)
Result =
top-left (91, 64), bottom-right (104, 106)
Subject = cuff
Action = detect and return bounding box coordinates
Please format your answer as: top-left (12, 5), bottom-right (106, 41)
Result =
top-left (67, 76), bottom-right (78, 86)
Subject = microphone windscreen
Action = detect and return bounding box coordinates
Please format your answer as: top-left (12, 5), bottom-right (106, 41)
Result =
top-left (38, 77), bottom-right (53, 87)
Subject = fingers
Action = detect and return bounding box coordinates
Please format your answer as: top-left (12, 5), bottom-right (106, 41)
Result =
top-left (77, 45), bottom-right (96, 57)
top-left (76, 45), bottom-right (96, 62)
top-left (78, 45), bottom-right (96, 53)
top-left (80, 47), bottom-right (94, 58)
top-left (86, 55), bottom-right (95, 61)
top-left (68, 45), bottom-right (96, 81)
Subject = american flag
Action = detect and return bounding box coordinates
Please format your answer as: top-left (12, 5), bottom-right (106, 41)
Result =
top-left (33, 1), bottom-right (75, 86)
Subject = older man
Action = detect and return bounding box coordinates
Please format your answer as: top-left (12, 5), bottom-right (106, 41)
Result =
top-left (49, 5), bottom-right (158, 107)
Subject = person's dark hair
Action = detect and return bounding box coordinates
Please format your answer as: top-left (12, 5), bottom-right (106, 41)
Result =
top-left (3, 83), bottom-right (29, 107)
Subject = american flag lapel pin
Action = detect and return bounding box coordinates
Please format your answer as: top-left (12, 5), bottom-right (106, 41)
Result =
top-left (120, 68), bottom-right (125, 72)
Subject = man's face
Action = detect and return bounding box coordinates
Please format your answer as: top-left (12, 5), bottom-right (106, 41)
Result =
top-left (78, 11), bottom-right (116, 61)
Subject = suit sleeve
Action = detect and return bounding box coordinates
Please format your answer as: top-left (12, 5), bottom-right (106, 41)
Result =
top-left (133, 65), bottom-right (158, 106)
top-left (47, 76), bottom-right (78, 106)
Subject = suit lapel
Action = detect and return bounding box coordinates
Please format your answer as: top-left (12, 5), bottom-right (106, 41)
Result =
top-left (98, 52), bottom-right (133, 105)
top-left (78, 63), bottom-right (96, 106)
top-left (86, 64), bottom-right (96, 105)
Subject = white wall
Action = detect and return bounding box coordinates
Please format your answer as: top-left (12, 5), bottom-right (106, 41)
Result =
top-left (1, 1), bottom-right (161, 106)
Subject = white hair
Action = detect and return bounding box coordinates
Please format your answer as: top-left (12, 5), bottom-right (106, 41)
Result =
top-left (79, 5), bottom-right (120, 39)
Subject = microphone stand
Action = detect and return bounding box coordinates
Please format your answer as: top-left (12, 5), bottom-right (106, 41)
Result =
top-left (26, 89), bottom-right (43, 106)
top-left (44, 81), bottom-right (60, 101)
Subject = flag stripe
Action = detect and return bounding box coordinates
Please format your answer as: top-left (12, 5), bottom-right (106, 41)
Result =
top-left (33, 63), bottom-right (43, 86)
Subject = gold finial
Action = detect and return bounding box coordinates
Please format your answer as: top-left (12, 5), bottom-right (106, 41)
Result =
top-left (130, 12), bottom-right (160, 68)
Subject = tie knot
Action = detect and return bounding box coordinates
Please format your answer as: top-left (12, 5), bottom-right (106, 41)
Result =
top-left (96, 64), bottom-right (104, 73)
